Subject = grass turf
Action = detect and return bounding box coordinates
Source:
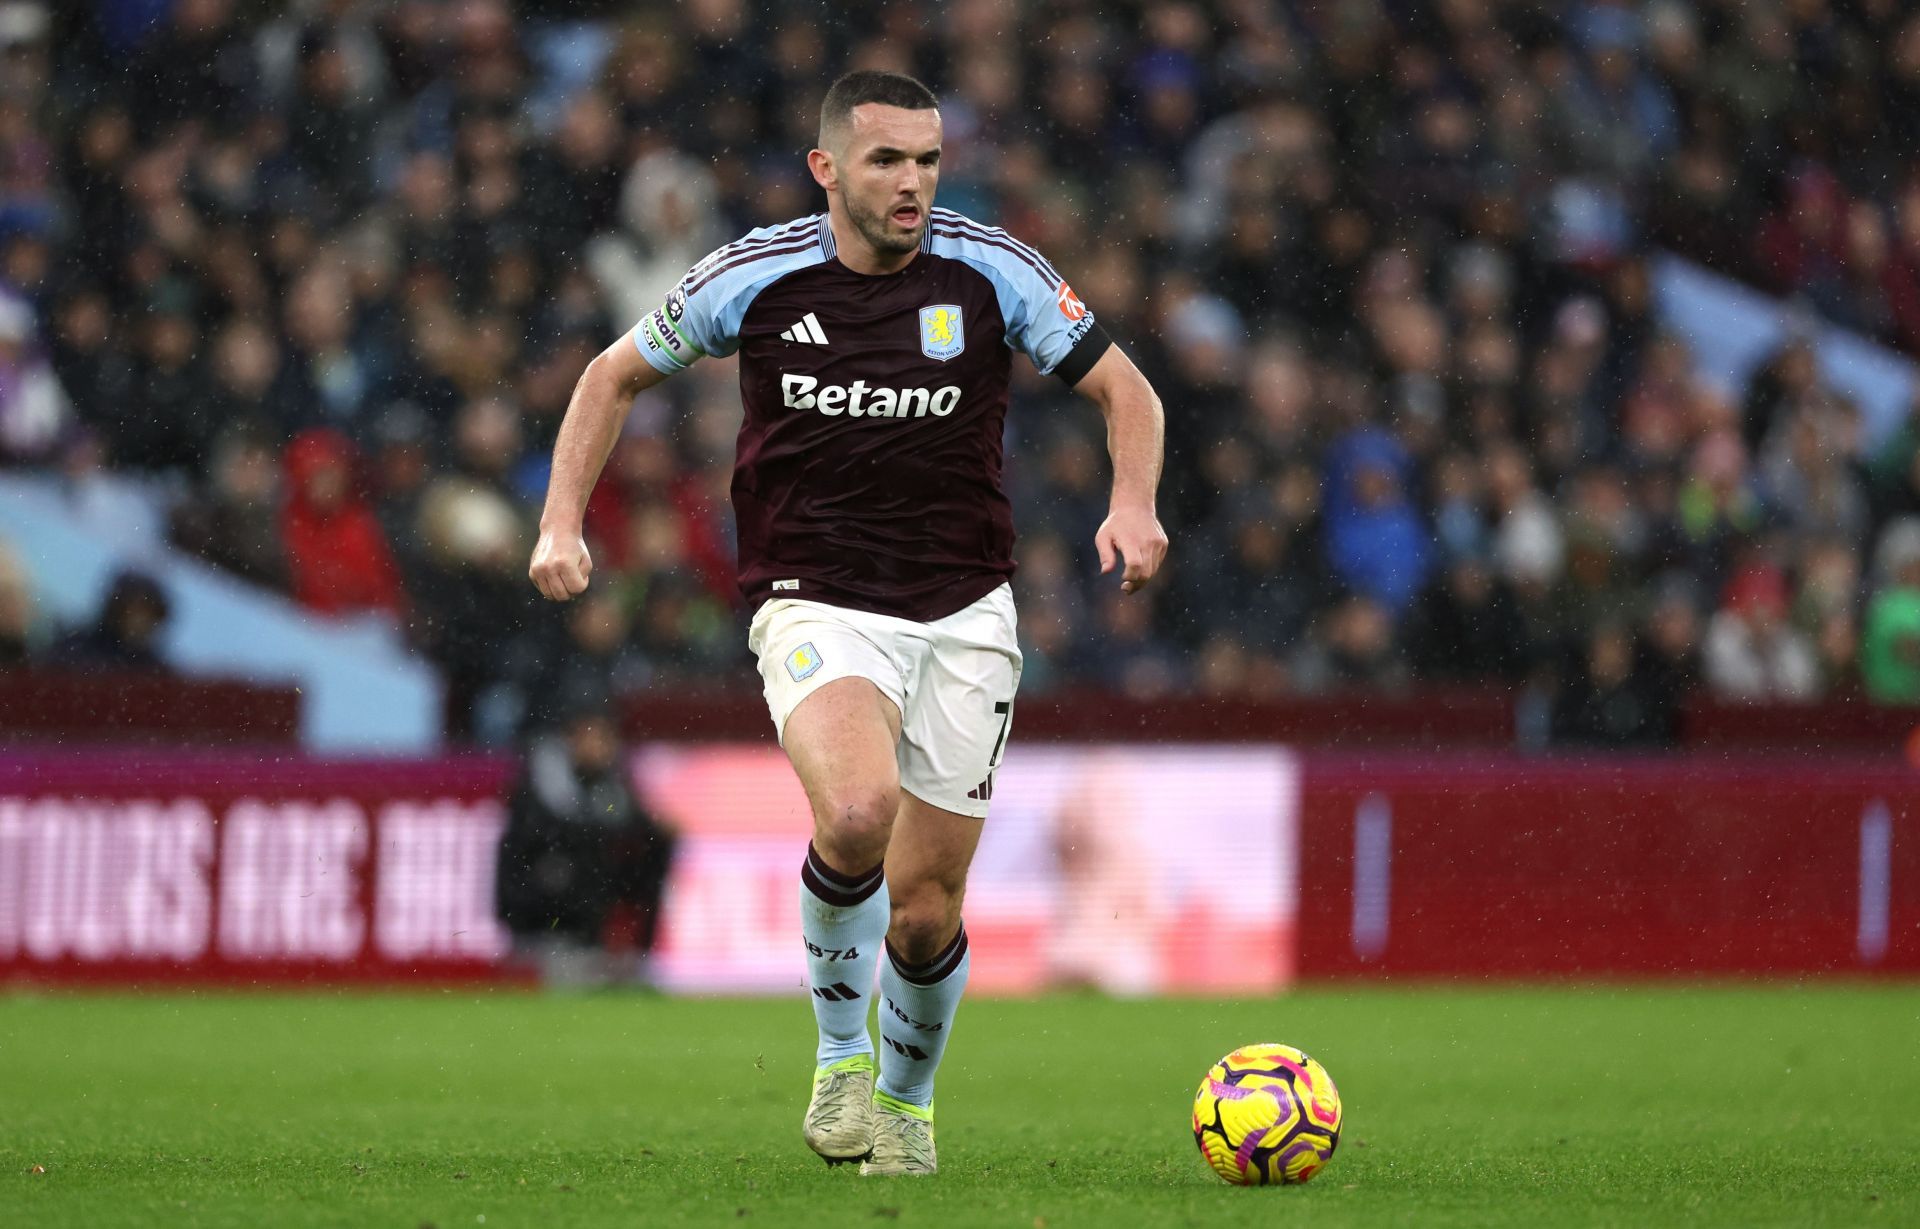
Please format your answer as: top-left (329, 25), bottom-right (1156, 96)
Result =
top-left (1, 985), bottom-right (1915, 1227)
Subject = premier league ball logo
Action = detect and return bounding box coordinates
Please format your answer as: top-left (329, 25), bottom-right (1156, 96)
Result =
top-left (919, 305), bottom-right (964, 361)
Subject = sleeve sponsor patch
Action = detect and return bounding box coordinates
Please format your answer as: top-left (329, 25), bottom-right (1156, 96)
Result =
top-left (1056, 281), bottom-right (1088, 321)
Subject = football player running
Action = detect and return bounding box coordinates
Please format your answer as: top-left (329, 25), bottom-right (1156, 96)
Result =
top-left (530, 70), bottom-right (1168, 1176)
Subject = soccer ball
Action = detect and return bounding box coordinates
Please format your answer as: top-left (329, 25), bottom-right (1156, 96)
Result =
top-left (1192, 1043), bottom-right (1343, 1186)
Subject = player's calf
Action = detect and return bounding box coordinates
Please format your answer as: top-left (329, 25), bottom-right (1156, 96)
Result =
top-left (875, 924), bottom-right (969, 1117)
top-left (884, 878), bottom-right (961, 966)
top-left (798, 843), bottom-right (889, 1163)
top-left (799, 842), bottom-right (888, 1067)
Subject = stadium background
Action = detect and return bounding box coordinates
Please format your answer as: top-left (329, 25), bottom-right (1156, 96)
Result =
top-left (2, 0), bottom-right (1916, 986)
top-left (13, 0), bottom-right (1920, 726)
top-left (3, 0), bottom-right (1920, 982)
top-left (2, 2), bottom-right (1918, 1225)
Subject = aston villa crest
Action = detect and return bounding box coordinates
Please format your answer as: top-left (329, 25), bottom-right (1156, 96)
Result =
top-left (919, 304), bottom-right (964, 361)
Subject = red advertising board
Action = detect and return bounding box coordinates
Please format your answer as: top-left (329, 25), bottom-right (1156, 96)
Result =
top-left (0, 747), bottom-right (1300, 992)
top-left (5, 749), bottom-right (1917, 987)
top-left (1295, 756), bottom-right (1920, 978)
top-left (0, 753), bottom-right (515, 984)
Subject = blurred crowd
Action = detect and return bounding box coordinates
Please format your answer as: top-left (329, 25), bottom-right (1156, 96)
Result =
top-left (8, 0), bottom-right (1920, 746)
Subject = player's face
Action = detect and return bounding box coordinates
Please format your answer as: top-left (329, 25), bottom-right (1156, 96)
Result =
top-left (832, 104), bottom-right (942, 257)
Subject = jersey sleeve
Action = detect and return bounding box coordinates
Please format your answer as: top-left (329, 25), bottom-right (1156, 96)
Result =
top-left (632, 267), bottom-right (731, 375)
top-left (630, 220), bottom-right (828, 374)
top-left (1006, 263), bottom-right (1110, 384)
top-left (929, 215), bottom-right (1113, 385)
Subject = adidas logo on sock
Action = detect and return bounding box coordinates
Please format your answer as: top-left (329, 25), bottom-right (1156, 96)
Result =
top-left (812, 981), bottom-right (861, 1001)
top-left (780, 312), bottom-right (829, 344)
top-left (883, 1035), bottom-right (930, 1061)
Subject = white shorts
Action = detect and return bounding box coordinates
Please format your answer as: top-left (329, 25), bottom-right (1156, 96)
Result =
top-left (746, 583), bottom-right (1023, 819)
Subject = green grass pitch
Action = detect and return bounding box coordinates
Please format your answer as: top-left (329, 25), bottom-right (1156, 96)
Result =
top-left (3, 985), bottom-right (1916, 1227)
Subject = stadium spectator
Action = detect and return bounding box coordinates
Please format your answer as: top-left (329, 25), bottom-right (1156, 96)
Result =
top-left (495, 697), bottom-right (676, 986)
top-left (507, 589), bottom-right (649, 738)
top-left (1199, 502), bottom-right (1326, 674)
top-left (43, 282), bottom-right (133, 438)
top-left (109, 298), bottom-right (213, 476)
top-left (0, 539), bottom-right (34, 665)
top-left (1007, 531), bottom-right (1083, 696)
top-left (50, 569), bottom-right (172, 672)
top-left (586, 145), bottom-right (724, 333)
top-left (1484, 443), bottom-right (1565, 596)
top-left (1321, 427), bottom-right (1434, 615)
top-left (1755, 165), bottom-right (1854, 311)
top-left (367, 400), bottom-right (436, 586)
top-left (1635, 577), bottom-right (1704, 742)
top-left (197, 319), bottom-right (294, 446)
top-left (1551, 620), bottom-right (1668, 748)
top-left (1405, 554), bottom-right (1530, 685)
top-left (1079, 586), bottom-right (1184, 699)
top-left (0, 291), bottom-right (68, 463)
top-left (1861, 522), bottom-right (1920, 704)
top-left (280, 428), bottom-right (407, 618)
top-left (1292, 594), bottom-right (1408, 693)
top-left (1797, 537), bottom-right (1864, 694)
top-left (169, 423), bottom-right (288, 590)
top-left (280, 264), bottom-right (378, 438)
top-left (412, 452), bottom-right (533, 740)
top-left (1703, 563), bottom-right (1821, 700)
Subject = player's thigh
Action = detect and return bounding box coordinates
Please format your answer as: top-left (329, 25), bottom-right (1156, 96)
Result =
top-left (748, 599), bottom-right (909, 853)
top-left (784, 674), bottom-right (904, 828)
top-left (885, 789), bottom-right (986, 954)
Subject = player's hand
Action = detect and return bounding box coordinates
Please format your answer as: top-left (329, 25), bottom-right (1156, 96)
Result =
top-left (1095, 504), bottom-right (1168, 594)
top-left (529, 526), bottom-right (593, 601)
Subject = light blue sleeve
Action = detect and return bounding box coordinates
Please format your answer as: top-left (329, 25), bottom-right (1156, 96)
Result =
top-left (632, 218), bottom-right (829, 375)
top-left (632, 281), bottom-right (713, 375)
top-left (927, 213), bottom-right (1099, 376)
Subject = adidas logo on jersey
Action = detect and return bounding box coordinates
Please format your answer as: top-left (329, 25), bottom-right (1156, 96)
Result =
top-left (780, 313), bottom-right (829, 344)
top-left (781, 373), bottom-right (961, 418)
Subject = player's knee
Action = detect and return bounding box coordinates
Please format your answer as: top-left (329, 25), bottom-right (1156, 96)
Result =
top-left (887, 883), bottom-right (961, 965)
top-left (812, 782), bottom-right (898, 860)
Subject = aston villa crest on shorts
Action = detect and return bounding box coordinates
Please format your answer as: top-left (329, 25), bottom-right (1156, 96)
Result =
top-left (919, 305), bottom-right (964, 361)
top-left (786, 641), bottom-right (823, 681)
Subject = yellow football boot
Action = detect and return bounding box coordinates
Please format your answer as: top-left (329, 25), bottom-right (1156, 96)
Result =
top-left (803, 1054), bottom-right (877, 1165)
top-left (860, 1090), bottom-right (935, 1176)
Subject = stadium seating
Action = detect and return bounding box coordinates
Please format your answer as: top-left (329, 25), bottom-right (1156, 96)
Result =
top-left (7, 1), bottom-right (1920, 746)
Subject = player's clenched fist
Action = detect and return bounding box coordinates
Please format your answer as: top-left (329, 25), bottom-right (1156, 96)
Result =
top-left (529, 527), bottom-right (592, 601)
top-left (1096, 504), bottom-right (1169, 594)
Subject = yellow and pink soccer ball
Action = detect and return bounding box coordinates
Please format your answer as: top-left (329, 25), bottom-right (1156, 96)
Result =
top-left (1192, 1043), bottom-right (1343, 1186)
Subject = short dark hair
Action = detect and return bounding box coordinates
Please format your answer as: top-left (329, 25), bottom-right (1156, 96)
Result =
top-left (818, 70), bottom-right (938, 150)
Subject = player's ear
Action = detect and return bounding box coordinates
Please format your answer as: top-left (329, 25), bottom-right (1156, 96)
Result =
top-left (806, 147), bottom-right (836, 193)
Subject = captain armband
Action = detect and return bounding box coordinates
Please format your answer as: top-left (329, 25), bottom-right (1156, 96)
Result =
top-left (1053, 319), bottom-right (1112, 387)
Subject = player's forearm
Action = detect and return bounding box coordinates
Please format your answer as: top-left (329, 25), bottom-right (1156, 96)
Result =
top-left (540, 356), bottom-right (640, 532)
top-left (1100, 376), bottom-right (1165, 512)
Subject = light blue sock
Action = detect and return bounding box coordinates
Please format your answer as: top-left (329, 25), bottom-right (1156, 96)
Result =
top-left (876, 926), bottom-right (970, 1107)
top-left (799, 842), bottom-right (887, 1066)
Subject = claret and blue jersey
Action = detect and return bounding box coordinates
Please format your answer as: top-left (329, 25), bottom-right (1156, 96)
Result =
top-left (633, 208), bottom-right (1111, 624)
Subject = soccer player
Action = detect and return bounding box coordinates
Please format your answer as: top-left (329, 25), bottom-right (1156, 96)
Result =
top-left (529, 70), bottom-right (1168, 1176)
